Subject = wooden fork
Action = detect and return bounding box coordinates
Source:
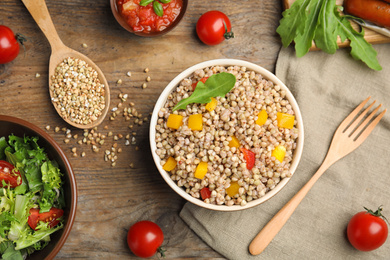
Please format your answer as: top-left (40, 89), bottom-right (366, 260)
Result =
top-left (249, 97), bottom-right (387, 255)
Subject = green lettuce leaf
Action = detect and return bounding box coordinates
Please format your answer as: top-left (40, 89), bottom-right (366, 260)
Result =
top-left (39, 161), bottom-right (63, 212)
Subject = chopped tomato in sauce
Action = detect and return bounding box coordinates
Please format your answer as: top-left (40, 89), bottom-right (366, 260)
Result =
top-left (117, 0), bottom-right (183, 33)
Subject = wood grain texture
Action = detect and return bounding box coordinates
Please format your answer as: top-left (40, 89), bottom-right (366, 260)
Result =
top-left (0, 0), bottom-right (283, 259)
top-left (284, 0), bottom-right (390, 50)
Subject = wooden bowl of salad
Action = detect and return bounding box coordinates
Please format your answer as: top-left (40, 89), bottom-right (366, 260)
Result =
top-left (0, 115), bottom-right (77, 260)
top-left (150, 59), bottom-right (304, 211)
top-left (110, 0), bottom-right (188, 37)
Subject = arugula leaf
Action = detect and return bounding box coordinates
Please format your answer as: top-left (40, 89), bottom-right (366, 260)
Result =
top-left (294, 0), bottom-right (323, 57)
top-left (276, 0), bottom-right (311, 47)
top-left (334, 8), bottom-right (382, 71)
top-left (314, 0), bottom-right (339, 54)
top-left (277, 0), bottom-right (382, 71)
top-left (173, 72), bottom-right (236, 111)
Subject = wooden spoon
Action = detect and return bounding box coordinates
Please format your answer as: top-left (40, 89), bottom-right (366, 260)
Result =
top-left (21, 0), bottom-right (110, 129)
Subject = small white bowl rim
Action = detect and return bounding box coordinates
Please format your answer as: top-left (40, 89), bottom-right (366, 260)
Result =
top-left (149, 59), bottom-right (304, 211)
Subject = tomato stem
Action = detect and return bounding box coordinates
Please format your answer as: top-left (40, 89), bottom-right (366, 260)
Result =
top-left (157, 246), bottom-right (166, 258)
top-left (223, 21), bottom-right (234, 40)
top-left (16, 33), bottom-right (28, 57)
top-left (364, 206), bottom-right (389, 224)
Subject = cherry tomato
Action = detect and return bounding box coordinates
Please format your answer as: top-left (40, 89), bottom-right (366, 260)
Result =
top-left (0, 26), bottom-right (25, 64)
top-left (200, 187), bottom-right (211, 200)
top-left (127, 220), bottom-right (165, 258)
top-left (28, 207), bottom-right (64, 230)
top-left (196, 10), bottom-right (234, 46)
top-left (240, 148), bottom-right (255, 170)
top-left (0, 160), bottom-right (22, 188)
top-left (347, 206), bottom-right (388, 251)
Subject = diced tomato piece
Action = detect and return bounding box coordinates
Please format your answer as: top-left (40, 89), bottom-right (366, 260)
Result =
top-left (28, 207), bottom-right (64, 230)
top-left (200, 187), bottom-right (211, 200)
top-left (192, 77), bottom-right (209, 91)
top-left (0, 160), bottom-right (22, 188)
top-left (27, 209), bottom-right (40, 230)
top-left (240, 148), bottom-right (255, 170)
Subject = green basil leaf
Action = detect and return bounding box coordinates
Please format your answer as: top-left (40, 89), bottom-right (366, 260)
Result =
top-left (153, 1), bottom-right (163, 17)
top-left (140, 0), bottom-right (153, 6)
top-left (173, 72), bottom-right (236, 111)
top-left (159, 0), bottom-right (172, 3)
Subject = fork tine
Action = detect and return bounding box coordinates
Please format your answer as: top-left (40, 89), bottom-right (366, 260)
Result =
top-left (350, 104), bottom-right (382, 139)
top-left (338, 97), bottom-right (371, 132)
top-left (344, 100), bottom-right (376, 136)
top-left (354, 108), bottom-right (387, 144)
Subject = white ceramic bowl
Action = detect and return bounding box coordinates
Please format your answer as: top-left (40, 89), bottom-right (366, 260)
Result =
top-left (150, 59), bottom-right (304, 211)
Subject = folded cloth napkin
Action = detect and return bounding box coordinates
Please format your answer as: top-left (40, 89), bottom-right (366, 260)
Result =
top-left (180, 45), bottom-right (390, 260)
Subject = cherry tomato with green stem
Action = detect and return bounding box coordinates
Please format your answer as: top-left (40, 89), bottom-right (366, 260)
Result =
top-left (127, 220), bottom-right (165, 258)
top-left (196, 10), bottom-right (234, 46)
top-left (0, 26), bottom-right (26, 64)
top-left (347, 206), bottom-right (388, 251)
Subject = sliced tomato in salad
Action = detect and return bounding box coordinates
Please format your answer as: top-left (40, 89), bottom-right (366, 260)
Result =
top-left (28, 207), bottom-right (64, 230)
top-left (0, 160), bottom-right (22, 188)
top-left (240, 148), bottom-right (255, 170)
top-left (192, 77), bottom-right (209, 91)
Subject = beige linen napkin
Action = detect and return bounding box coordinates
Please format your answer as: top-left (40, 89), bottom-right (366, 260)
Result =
top-left (180, 45), bottom-right (390, 259)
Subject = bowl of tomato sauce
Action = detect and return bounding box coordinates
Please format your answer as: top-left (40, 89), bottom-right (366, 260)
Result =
top-left (110, 0), bottom-right (187, 37)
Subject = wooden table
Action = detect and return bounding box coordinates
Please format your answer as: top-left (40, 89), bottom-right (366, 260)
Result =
top-left (0, 0), bottom-right (283, 258)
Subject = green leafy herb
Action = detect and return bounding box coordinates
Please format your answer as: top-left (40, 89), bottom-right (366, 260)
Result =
top-left (139, 0), bottom-right (171, 17)
top-left (153, 1), bottom-right (163, 17)
top-left (276, 0), bottom-right (382, 71)
top-left (173, 72), bottom-right (236, 111)
top-left (139, 0), bottom-right (153, 6)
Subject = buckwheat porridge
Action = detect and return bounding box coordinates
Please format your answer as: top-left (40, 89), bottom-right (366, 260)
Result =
top-left (155, 65), bottom-right (299, 206)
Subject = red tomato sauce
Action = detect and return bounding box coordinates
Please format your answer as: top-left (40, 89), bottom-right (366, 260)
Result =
top-left (117, 0), bottom-right (183, 33)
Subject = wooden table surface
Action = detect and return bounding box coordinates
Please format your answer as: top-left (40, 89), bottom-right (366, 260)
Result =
top-left (0, 0), bottom-right (283, 258)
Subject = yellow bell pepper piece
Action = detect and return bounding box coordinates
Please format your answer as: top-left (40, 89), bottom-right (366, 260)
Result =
top-left (228, 136), bottom-right (240, 148)
top-left (167, 114), bottom-right (183, 130)
top-left (272, 145), bottom-right (286, 162)
top-left (276, 112), bottom-right (295, 129)
top-left (188, 114), bottom-right (203, 131)
top-left (226, 182), bottom-right (240, 197)
top-left (163, 156), bottom-right (177, 171)
top-left (205, 97), bottom-right (218, 112)
top-left (194, 161), bottom-right (208, 179)
top-left (256, 110), bottom-right (268, 126)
